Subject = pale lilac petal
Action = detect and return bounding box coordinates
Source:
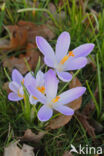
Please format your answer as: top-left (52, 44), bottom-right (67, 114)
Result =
top-left (44, 56), bottom-right (54, 68)
top-left (36, 36), bottom-right (55, 67)
top-left (24, 74), bottom-right (36, 94)
top-left (73, 43), bottom-right (95, 58)
top-left (54, 105), bottom-right (74, 115)
top-left (36, 70), bottom-right (45, 87)
top-left (8, 92), bottom-right (23, 101)
top-left (38, 105), bottom-right (53, 121)
top-left (9, 81), bottom-right (20, 93)
top-left (58, 87), bottom-right (86, 105)
top-left (18, 86), bottom-right (24, 96)
top-left (27, 86), bottom-right (46, 104)
top-left (64, 57), bottom-right (87, 71)
top-left (29, 95), bottom-right (38, 105)
top-left (45, 69), bottom-right (59, 99)
top-left (12, 69), bottom-right (23, 85)
top-left (24, 72), bottom-right (35, 87)
top-left (56, 32), bottom-right (70, 62)
top-left (57, 71), bottom-right (72, 82)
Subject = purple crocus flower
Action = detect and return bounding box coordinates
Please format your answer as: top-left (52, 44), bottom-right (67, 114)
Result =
top-left (8, 69), bottom-right (31, 101)
top-left (36, 32), bottom-right (94, 82)
top-left (27, 69), bottom-right (86, 122)
top-left (24, 70), bottom-right (45, 105)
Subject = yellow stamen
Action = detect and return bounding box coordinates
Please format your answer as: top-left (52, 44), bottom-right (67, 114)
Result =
top-left (32, 96), bottom-right (38, 100)
top-left (37, 86), bottom-right (45, 94)
top-left (68, 51), bottom-right (75, 57)
top-left (52, 96), bottom-right (60, 103)
top-left (18, 90), bottom-right (24, 98)
top-left (60, 55), bottom-right (69, 64)
top-left (60, 51), bottom-right (75, 65)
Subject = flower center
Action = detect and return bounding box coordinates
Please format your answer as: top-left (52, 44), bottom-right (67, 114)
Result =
top-left (32, 96), bottom-right (38, 100)
top-left (17, 89), bottom-right (24, 98)
top-left (48, 96), bottom-right (60, 108)
top-left (37, 86), bottom-right (45, 94)
top-left (52, 96), bottom-right (60, 103)
top-left (60, 51), bottom-right (74, 65)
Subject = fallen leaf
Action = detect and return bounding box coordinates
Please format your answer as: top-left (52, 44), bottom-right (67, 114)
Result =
top-left (4, 141), bottom-right (21, 156)
top-left (80, 87), bottom-right (103, 135)
top-left (46, 76), bottom-right (82, 130)
top-left (46, 115), bottom-right (72, 130)
top-left (4, 141), bottom-right (34, 156)
top-left (0, 20), bottom-right (55, 51)
top-left (0, 25), bottom-right (27, 51)
top-left (21, 129), bottom-right (46, 143)
top-left (76, 112), bottom-right (95, 138)
top-left (22, 144), bottom-right (34, 156)
top-left (3, 43), bottom-right (41, 74)
top-left (18, 20), bottom-right (55, 42)
top-left (3, 56), bottom-right (28, 74)
top-left (63, 151), bottom-right (73, 156)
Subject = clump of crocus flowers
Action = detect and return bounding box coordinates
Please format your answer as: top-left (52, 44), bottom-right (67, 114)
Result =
top-left (8, 32), bottom-right (95, 122)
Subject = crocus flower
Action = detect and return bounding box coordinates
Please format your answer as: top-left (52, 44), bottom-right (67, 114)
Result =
top-left (27, 69), bottom-right (86, 122)
top-left (36, 32), bottom-right (94, 82)
top-left (8, 69), bottom-right (31, 101)
top-left (24, 70), bottom-right (45, 105)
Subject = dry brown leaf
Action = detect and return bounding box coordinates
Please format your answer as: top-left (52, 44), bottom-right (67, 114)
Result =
top-left (4, 141), bottom-right (34, 156)
top-left (3, 56), bottom-right (28, 74)
top-left (21, 129), bottom-right (46, 143)
top-left (46, 115), bottom-right (72, 130)
top-left (22, 144), bottom-right (34, 156)
top-left (0, 20), bottom-right (55, 51)
top-left (46, 76), bottom-right (82, 130)
top-left (0, 21), bottom-right (55, 51)
top-left (0, 25), bottom-right (27, 51)
top-left (18, 20), bottom-right (55, 41)
top-left (3, 43), bottom-right (40, 74)
top-left (2, 82), bottom-right (10, 93)
top-left (80, 87), bottom-right (103, 134)
top-left (76, 112), bottom-right (95, 138)
top-left (63, 151), bottom-right (73, 156)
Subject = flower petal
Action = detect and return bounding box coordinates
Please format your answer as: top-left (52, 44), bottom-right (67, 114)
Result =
top-left (45, 69), bottom-right (59, 99)
top-left (54, 105), bottom-right (74, 115)
top-left (29, 95), bottom-right (38, 105)
top-left (56, 32), bottom-right (70, 62)
top-left (57, 71), bottom-right (72, 82)
top-left (36, 36), bottom-right (55, 67)
top-left (73, 43), bottom-right (95, 58)
top-left (58, 87), bottom-right (86, 105)
top-left (12, 69), bottom-right (23, 85)
top-left (18, 86), bottom-right (24, 96)
top-left (64, 57), bottom-right (87, 71)
top-left (36, 70), bottom-right (45, 87)
top-left (38, 105), bottom-right (53, 121)
top-left (9, 81), bottom-right (20, 93)
top-left (24, 73), bottom-right (36, 94)
top-left (27, 86), bottom-right (46, 104)
top-left (8, 92), bottom-right (23, 101)
top-left (44, 56), bottom-right (54, 68)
